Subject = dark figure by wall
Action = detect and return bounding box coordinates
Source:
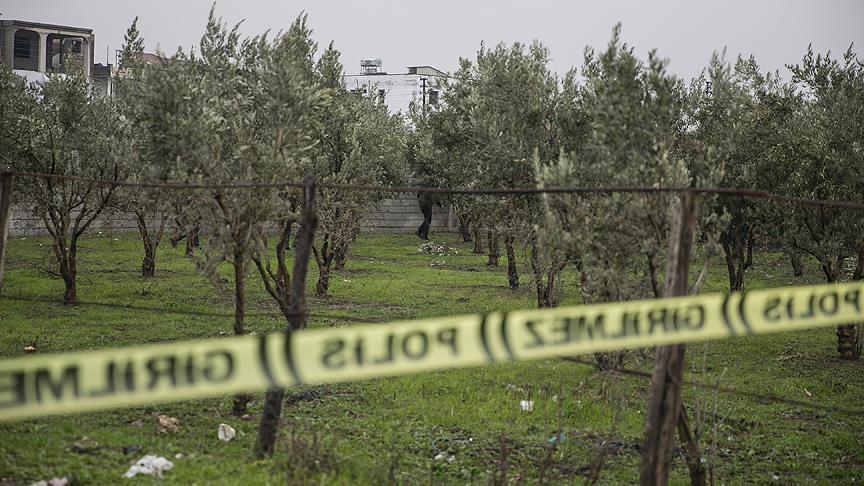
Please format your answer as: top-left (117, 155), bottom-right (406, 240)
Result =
top-left (416, 192), bottom-right (442, 240)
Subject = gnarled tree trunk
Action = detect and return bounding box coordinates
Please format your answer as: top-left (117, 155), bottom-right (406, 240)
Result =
top-left (487, 231), bottom-right (500, 266)
top-left (472, 227), bottom-right (484, 254)
top-left (720, 224), bottom-right (754, 291)
top-left (788, 248), bottom-right (805, 277)
top-left (505, 236), bottom-right (518, 289)
top-left (334, 240), bottom-right (348, 271)
top-left (231, 247), bottom-right (250, 416)
top-left (457, 211), bottom-right (472, 243)
top-left (136, 212), bottom-right (168, 278)
top-left (255, 179), bottom-right (317, 458)
top-left (529, 238), bottom-right (559, 308)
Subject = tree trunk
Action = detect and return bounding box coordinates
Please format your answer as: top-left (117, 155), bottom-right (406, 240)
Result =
top-left (472, 227), bottom-right (484, 254)
top-left (789, 249), bottom-right (804, 277)
top-left (334, 241), bottom-right (347, 271)
top-left (184, 221), bottom-right (200, 257)
top-left (457, 212), bottom-right (472, 243)
top-left (0, 172), bottom-right (13, 295)
top-left (828, 268), bottom-right (860, 360)
top-left (56, 237), bottom-right (78, 305)
top-left (256, 178), bottom-right (318, 458)
top-left (640, 192), bottom-right (700, 485)
top-left (255, 387), bottom-right (286, 456)
top-left (853, 245), bottom-right (864, 281)
top-left (232, 251), bottom-right (250, 416)
top-left (316, 265), bottom-right (330, 297)
top-left (141, 244), bottom-right (156, 278)
top-left (137, 212), bottom-right (166, 278)
top-left (487, 231), bottom-right (499, 266)
top-left (720, 225), bottom-right (753, 292)
top-left (61, 259), bottom-right (77, 305)
top-left (677, 406), bottom-right (706, 486)
top-left (529, 239), bottom-right (558, 308)
top-left (505, 236), bottom-right (518, 289)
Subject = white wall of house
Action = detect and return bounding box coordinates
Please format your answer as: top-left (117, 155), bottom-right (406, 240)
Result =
top-left (342, 63), bottom-right (447, 115)
top-left (0, 20), bottom-right (95, 79)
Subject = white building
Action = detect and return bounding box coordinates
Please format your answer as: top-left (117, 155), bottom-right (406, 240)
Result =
top-left (0, 20), bottom-right (96, 79)
top-left (342, 58), bottom-right (448, 115)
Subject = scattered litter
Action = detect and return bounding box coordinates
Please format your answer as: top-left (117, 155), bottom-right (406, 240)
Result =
top-left (217, 423), bottom-right (236, 442)
top-left (241, 414), bottom-right (251, 420)
top-left (123, 455), bottom-right (174, 478)
top-left (156, 415), bottom-right (179, 434)
top-left (433, 452), bottom-right (455, 462)
top-left (174, 453), bottom-right (185, 460)
top-left (548, 432), bottom-right (566, 445)
top-left (122, 445), bottom-right (141, 455)
top-left (71, 442), bottom-right (98, 454)
top-left (771, 473), bottom-right (780, 481)
top-left (417, 242), bottom-right (458, 256)
top-left (430, 258), bottom-right (446, 267)
top-left (342, 278), bottom-right (353, 283)
top-left (23, 346), bottom-right (37, 353)
top-left (520, 400), bottom-right (534, 412)
top-left (29, 477), bottom-right (68, 486)
top-left (129, 419), bottom-right (145, 427)
top-left (803, 388), bottom-right (812, 398)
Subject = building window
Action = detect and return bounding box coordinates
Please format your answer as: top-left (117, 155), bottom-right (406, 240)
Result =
top-left (378, 89), bottom-right (386, 103)
top-left (428, 89), bottom-right (439, 105)
top-left (15, 36), bottom-right (33, 59)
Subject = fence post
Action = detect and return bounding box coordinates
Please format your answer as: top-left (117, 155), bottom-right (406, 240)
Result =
top-left (640, 190), bottom-right (701, 485)
top-left (0, 172), bottom-right (14, 295)
top-left (255, 177), bottom-right (318, 458)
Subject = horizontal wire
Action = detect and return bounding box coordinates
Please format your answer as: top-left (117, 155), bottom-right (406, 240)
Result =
top-left (559, 357), bottom-right (864, 417)
top-left (6, 171), bottom-right (864, 211)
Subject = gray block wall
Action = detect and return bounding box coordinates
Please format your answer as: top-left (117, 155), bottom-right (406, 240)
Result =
top-left (8, 195), bottom-right (456, 237)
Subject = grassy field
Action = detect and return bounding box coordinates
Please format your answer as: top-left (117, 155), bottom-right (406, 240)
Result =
top-left (0, 231), bottom-right (862, 485)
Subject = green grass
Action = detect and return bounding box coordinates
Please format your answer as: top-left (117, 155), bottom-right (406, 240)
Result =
top-left (1, 232), bottom-right (862, 484)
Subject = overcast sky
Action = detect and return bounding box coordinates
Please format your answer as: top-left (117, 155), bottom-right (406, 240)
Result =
top-left (3, 0), bottom-right (862, 80)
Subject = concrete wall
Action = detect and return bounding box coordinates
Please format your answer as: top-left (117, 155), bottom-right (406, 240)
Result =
top-left (8, 195), bottom-right (456, 237)
top-left (342, 73), bottom-right (446, 115)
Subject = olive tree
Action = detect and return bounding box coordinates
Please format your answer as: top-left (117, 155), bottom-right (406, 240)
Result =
top-left (540, 28), bottom-right (697, 307)
top-left (766, 45), bottom-right (864, 359)
top-left (138, 11), bottom-right (328, 414)
top-left (686, 53), bottom-right (769, 291)
top-left (311, 45), bottom-right (407, 297)
top-left (0, 62), bottom-right (121, 304)
top-left (468, 41), bottom-right (563, 301)
top-left (111, 17), bottom-right (173, 278)
top-left (408, 59), bottom-right (485, 250)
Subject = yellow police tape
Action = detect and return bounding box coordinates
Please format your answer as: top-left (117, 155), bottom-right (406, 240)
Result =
top-left (1, 281), bottom-right (862, 421)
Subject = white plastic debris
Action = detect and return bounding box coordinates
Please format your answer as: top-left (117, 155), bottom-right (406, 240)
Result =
top-left (123, 455), bottom-right (174, 478)
top-left (520, 400), bottom-right (534, 412)
top-left (217, 423), bottom-right (236, 442)
top-left (29, 478), bottom-right (68, 486)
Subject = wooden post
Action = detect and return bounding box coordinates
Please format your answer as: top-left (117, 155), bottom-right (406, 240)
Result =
top-left (0, 172), bottom-right (14, 295)
top-left (255, 177), bottom-right (318, 458)
top-left (640, 191), bottom-right (700, 485)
